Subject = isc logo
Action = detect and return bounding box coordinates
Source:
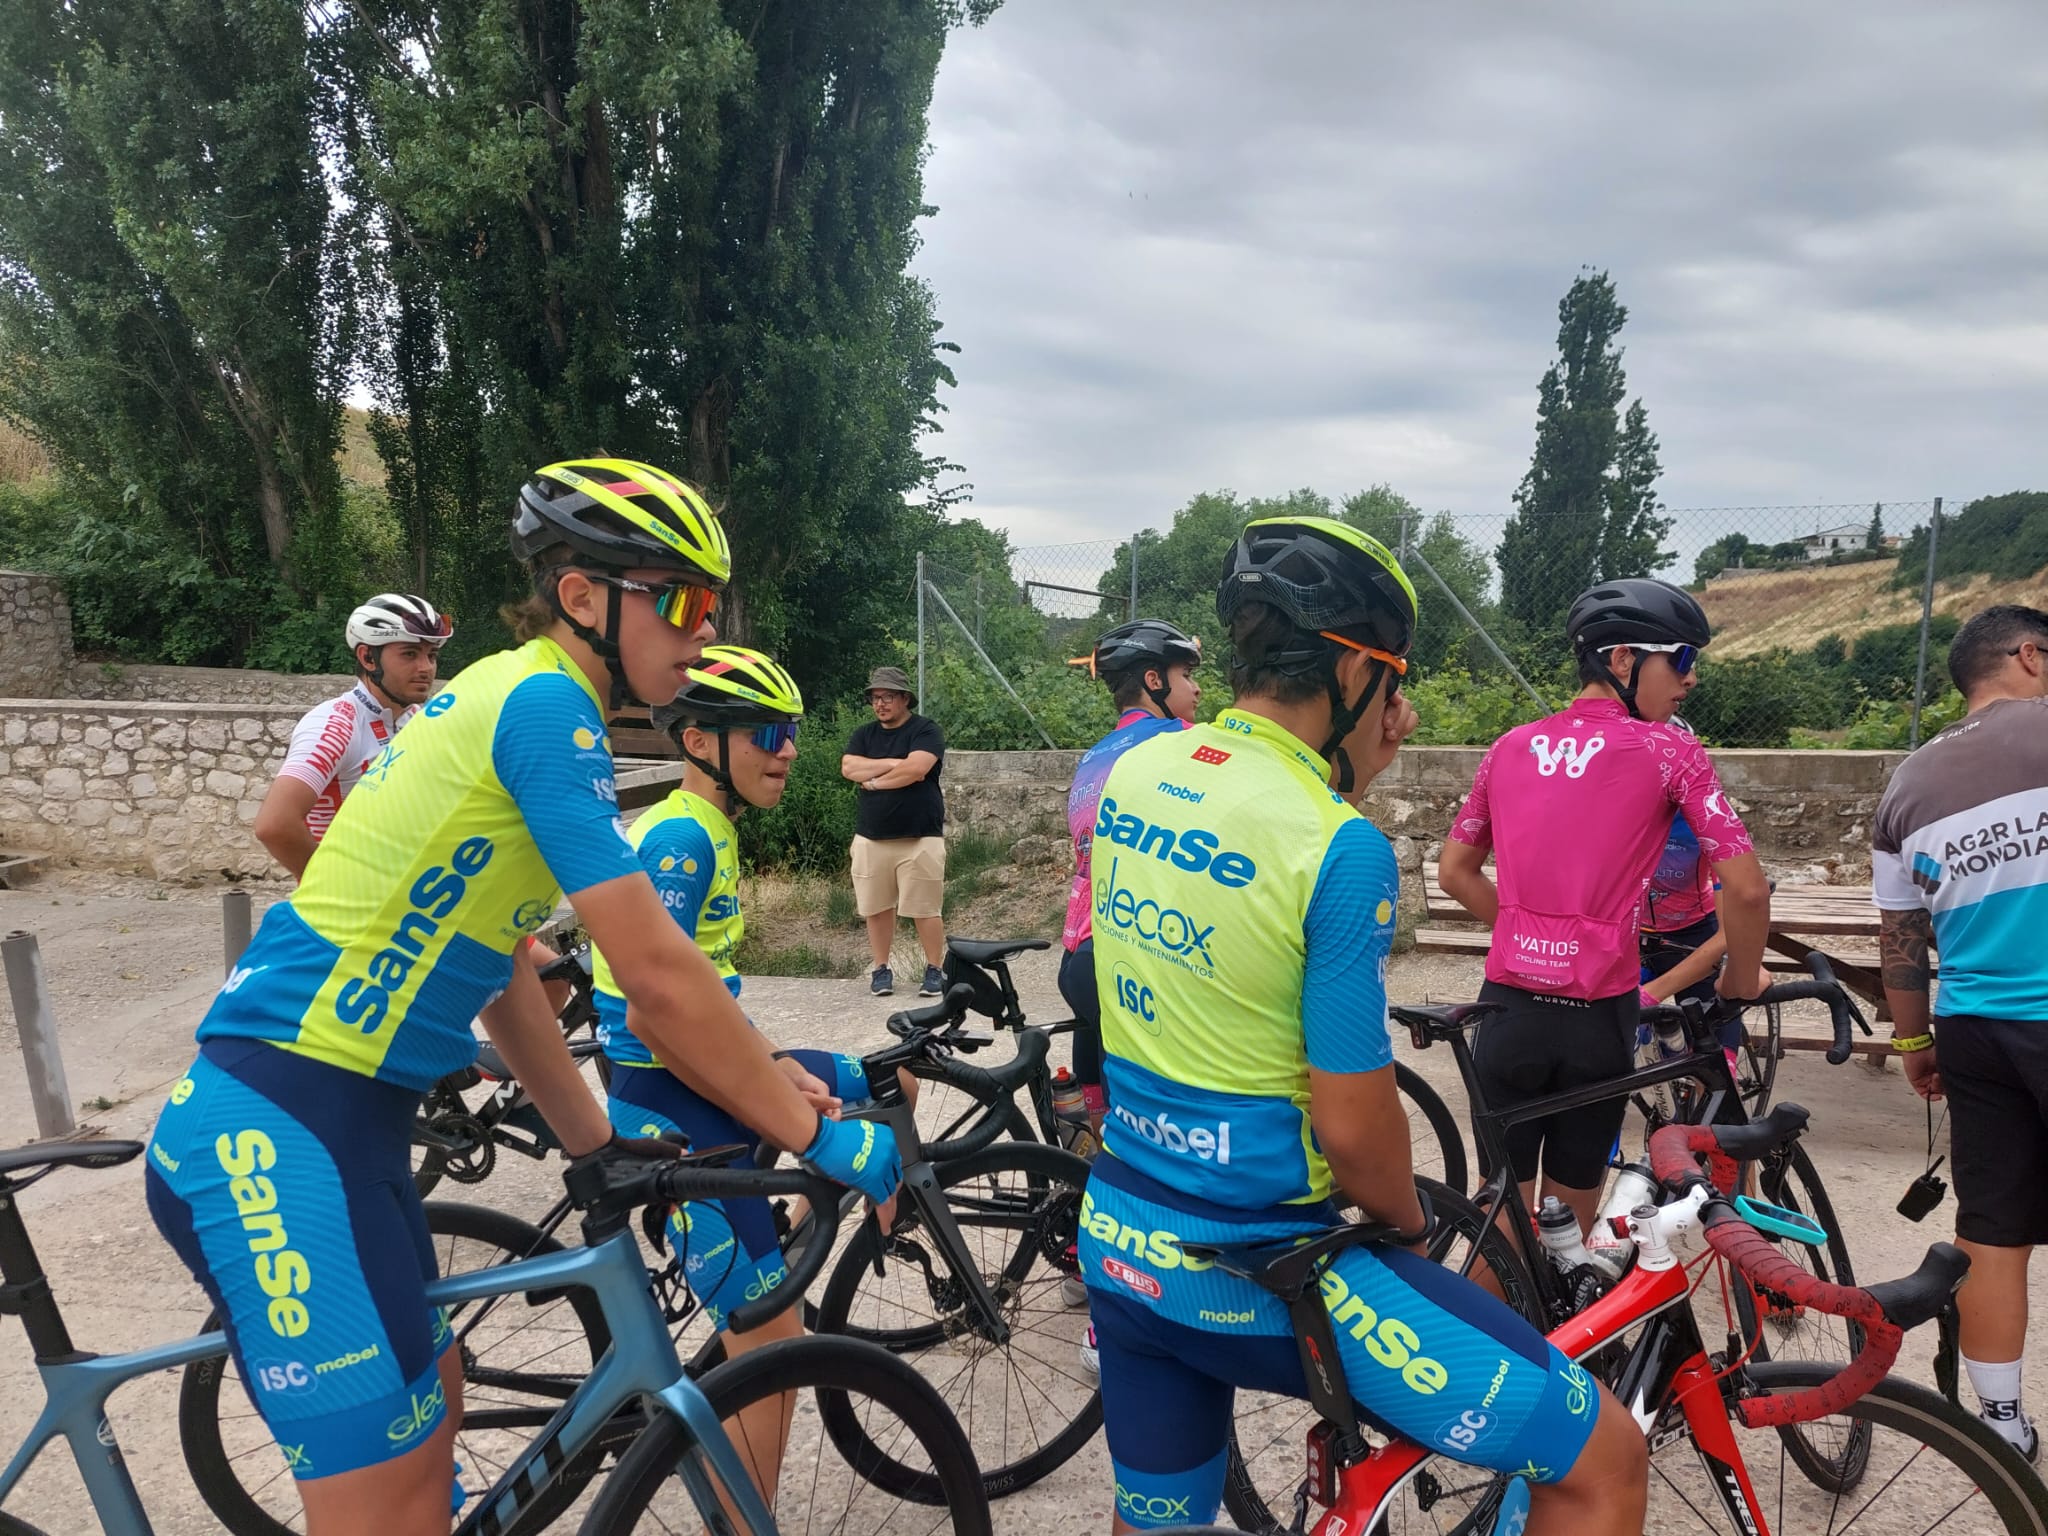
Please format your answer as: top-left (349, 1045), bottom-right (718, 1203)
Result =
top-left (255, 1361), bottom-right (314, 1396)
top-left (1113, 973), bottom-right (1156, 1024)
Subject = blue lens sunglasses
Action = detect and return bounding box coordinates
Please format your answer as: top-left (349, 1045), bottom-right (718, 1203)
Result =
top-left (748, 721), bottom-right (800, 753)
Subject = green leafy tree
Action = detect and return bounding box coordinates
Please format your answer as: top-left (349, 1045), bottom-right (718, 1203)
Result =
top-left (1339, 486), bottom-right (1496, 674)
top-left (0, 0), bottom-right (357, 659)
top-left (1498, 270), bottom-right (1668, 635)
top-left (327, 0), bottom-right (994, 700)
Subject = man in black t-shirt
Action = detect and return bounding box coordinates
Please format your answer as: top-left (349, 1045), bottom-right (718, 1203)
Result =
top-left (841, 666), bottom-right (948, 997)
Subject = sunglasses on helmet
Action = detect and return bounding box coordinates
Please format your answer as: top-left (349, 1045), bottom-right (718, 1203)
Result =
top-left (587, 573), bottom-right (719, 633)
top-left (1320, 631), bottom-right (1410, 675)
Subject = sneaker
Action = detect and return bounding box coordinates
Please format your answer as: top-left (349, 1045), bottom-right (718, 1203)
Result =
top-left (870, 966), bottom-right (894, 997)
top-left (1062, 1274), bottom-right (1090, 1307)
top-left (919, 964), bottom-right (945, 996)
top-left (1078, 1322), bottom-right (1099, 1382)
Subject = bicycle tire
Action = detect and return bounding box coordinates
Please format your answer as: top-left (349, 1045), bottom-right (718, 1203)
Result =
top-left (180, 1201), bottom-right (613, 1536)
top-left (1738, 999), bottom-right (1783, 1114)
top-left (1729, 1139), bottom-right (1872, 1493)
top-left (576, 1332), bottom-right (992, 1535)
top-left (812, 1139), bottom-right (1098, 1497)
top-left (1220, 1179), bottom-right (1541, 1535)
top-left (1397, 1062), bottom-right (1469, 1194)
top-left (0, 1511), bottom-right (51, 1535)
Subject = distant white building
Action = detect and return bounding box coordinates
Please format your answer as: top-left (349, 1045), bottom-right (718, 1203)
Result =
top-left (1801, 523), bottom-right (1876, 561)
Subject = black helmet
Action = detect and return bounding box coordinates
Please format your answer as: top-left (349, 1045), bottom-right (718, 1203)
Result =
top-left (1217, 516), bottom-right (1417, 661)
top-left (1566, 579), bottom-right (1710, 654)
top-left (1092, 619), bottom-right (1202, 713)
top-left (1216, 516), bottom-right (1419, 790)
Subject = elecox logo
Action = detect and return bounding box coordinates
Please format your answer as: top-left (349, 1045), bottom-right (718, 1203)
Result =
top-left (1092, 798), bottom-right (1256, 886)
top-left (1095, 857), bottom-right (1217, 966)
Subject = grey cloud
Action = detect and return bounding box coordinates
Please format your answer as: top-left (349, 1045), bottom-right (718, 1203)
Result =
top-left (914, 2), bottom-right (2048, 554)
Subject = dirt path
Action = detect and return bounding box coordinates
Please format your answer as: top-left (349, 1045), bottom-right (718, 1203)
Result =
top-left (0, 877), bottom-right (2031, 1533)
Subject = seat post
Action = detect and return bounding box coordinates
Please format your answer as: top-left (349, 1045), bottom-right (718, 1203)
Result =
top-left (0, 1176), bottom-right (77, 1361)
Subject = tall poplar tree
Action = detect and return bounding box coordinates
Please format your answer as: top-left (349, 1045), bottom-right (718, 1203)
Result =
top-left (1497, 269), bottom-right (1670, 634)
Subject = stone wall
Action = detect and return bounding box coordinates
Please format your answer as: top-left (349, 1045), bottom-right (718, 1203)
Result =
top-left (0, 571), bottom-right (74, 698)
top-left (65, 663), bottom-right (353, 707)
top-left (946, 743), bottom-right (1904, 923)
top-left (0, 699), bottom-right (306, 880)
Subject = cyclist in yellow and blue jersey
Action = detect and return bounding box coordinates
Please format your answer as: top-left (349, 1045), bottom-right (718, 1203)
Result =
top-left (144, 460), bottom-right (902, 1536)
top-left (1076, 517), bottom-right (1648, 1535)
top-left (590, 647), bottom-right (879, 1335)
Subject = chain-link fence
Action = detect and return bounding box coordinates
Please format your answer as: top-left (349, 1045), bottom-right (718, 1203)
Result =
top-left (913, 496), bottom-right (2047, 751)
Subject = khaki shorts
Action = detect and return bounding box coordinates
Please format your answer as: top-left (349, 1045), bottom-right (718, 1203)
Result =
top-left (851, 835), bottom-right (947, 919)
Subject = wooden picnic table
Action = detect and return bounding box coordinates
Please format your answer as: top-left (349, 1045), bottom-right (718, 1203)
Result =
top-left (1415, 862), bottom-right (1907, 1057)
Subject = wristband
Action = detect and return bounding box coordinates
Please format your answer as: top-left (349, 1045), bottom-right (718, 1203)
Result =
top-left (1892, 1033), bottom-right (1935, 1054)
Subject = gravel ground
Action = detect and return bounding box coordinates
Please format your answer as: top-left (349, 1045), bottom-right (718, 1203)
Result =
top-left (0, 876), bottom-right (2038, 1533)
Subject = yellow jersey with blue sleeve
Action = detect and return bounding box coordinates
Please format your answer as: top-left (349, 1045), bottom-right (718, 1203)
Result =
top-left (1093, 708), bottom-right (1400, 1209)
top-left (196, 636), bottom-right (644, 1091)
top-left (591, 788), bottom-right (744, 1067)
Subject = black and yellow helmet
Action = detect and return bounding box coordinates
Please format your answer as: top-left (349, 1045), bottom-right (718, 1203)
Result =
top-left (652, 646), bottom-right (804, 735)
top-left (512, 457), bottom-right (731, 587)
top-left (1217, 515), bottom-right (1417, 660)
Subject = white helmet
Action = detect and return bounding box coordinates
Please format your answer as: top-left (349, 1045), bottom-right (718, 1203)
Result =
top-left (346, 594), bottom-right (453, 653)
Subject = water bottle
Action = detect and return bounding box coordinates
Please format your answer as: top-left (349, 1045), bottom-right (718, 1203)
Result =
top-left (1051, 1068), bottom-right (1097, 1159)
top-left (1535, 1197), bottom-right (1593, 1276)
top-left (1585, 1161), bottom-right (1657, 1277)
top-left (1651, 1006), bottom-right (1689, 1060)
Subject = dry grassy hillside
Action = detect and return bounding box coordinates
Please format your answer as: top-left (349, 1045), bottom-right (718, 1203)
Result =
top-left (1703, 558), bottom-right (2048, 658)
top-left (0, 410), bottom-right (385, 488)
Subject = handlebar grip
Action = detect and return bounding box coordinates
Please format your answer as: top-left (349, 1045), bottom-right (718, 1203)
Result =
top-left (1798, 954), bottom-right (1856, 1064)
top-left (1699, 1212), bottom-right (1902, 1428)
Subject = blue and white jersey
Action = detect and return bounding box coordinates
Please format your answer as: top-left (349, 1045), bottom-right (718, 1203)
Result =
top-left (1873, 697), bottom-right (2048, 1020)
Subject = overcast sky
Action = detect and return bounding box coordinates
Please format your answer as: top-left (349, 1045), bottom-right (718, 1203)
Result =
top-left (910, 2), bottom-right (2048, 558)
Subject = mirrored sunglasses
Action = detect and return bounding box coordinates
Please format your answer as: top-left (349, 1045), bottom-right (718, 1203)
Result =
top-left (749, 721), bottom-right (800, 753)
top-left (591, 573), bottom-right (719, 632)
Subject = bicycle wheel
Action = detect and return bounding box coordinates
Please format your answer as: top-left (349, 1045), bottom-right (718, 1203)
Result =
top-left (811, 1140), bottom-right (1097, 1496)
top-left (1736, 999), bottom-right (1783, 1114)
top-left (180, 1201), bottom-right (613, 1536)
top-left (1728, 1140), bottom-right (1872, 1492)
top-left (577, 1332), bottom-right (992, 1535)
top-left (0, 1511), bottom-right (51, 1535)
top-left (1398, 1062), bottom-right (1469, 1194)
top-left (1220, 1178), bottom-right (1542, 1535)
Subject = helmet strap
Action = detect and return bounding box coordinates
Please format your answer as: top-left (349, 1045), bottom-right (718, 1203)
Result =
top-left (679, 728), bottom-right (746, 814)
top-left (1143, 666), bottom-right (1174, 718)
top-left (356, 644), bottom-right (409, 714)
top-left (1595, 646), bottom-right (1645, 721)
top-left (1320, 653), bottom-right (1390, 797)
top-left (547, 571), bottom-right (637, 709)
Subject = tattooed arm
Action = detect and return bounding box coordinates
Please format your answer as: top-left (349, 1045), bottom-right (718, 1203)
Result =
top-left (1879, 906), bottom-right (1941, 1100)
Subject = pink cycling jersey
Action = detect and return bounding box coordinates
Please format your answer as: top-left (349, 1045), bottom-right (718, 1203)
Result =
top-left (1062, 709), bottom-right (1191, 950)
top-left (275, 681), bottom-right (415, 841)
top-left (1449, 697), bottom-right (1753, 999)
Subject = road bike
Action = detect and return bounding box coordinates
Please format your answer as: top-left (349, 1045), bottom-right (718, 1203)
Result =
top-left (1159, 1107), bottom-right (2048, 1535)
top-left (0, 1138), bottom-right (990, 1536)
top-left (1225, 975), bottom-right (1869, 1531)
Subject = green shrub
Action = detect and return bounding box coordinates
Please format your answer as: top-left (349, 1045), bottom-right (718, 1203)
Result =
top-left (1683, 652), bottom-right (1846, 746)
top-left (1406, 667), bottom-right (1548, 745)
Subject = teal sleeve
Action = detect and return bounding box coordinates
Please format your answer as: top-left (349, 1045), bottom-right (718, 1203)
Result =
top-left (638, 819), bottom-right (718, 935)
top-left (1302, 818), bottom-right (1399, 1074)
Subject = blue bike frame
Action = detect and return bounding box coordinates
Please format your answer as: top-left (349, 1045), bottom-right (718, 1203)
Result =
top-left (0, 1228), bottom-right (776, 1536)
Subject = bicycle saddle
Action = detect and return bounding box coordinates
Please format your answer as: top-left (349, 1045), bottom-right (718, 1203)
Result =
top-left (1180, 1210), bottom-right (1423, 1298)
top-left (1389, 1001), bottom-right (1502, 1044)
top-left (947, 937), bottom-right (1049, 967)
top-left (1865, 1243), bottom-right (1970, 1332)
top-left (0, 1140), bottom-right (142, 1179)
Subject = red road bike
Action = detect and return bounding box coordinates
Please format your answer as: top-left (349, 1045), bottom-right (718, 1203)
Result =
top-left (1156, 1107), bottom-right (2048, 1536)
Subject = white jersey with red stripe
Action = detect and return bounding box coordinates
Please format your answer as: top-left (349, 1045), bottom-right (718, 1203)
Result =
top-left (275, 681), bottom-right (416, 841)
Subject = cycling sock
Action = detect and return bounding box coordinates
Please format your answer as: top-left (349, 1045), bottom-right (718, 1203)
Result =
top-left (1963, 1354), bottom-right (2030, 1444)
